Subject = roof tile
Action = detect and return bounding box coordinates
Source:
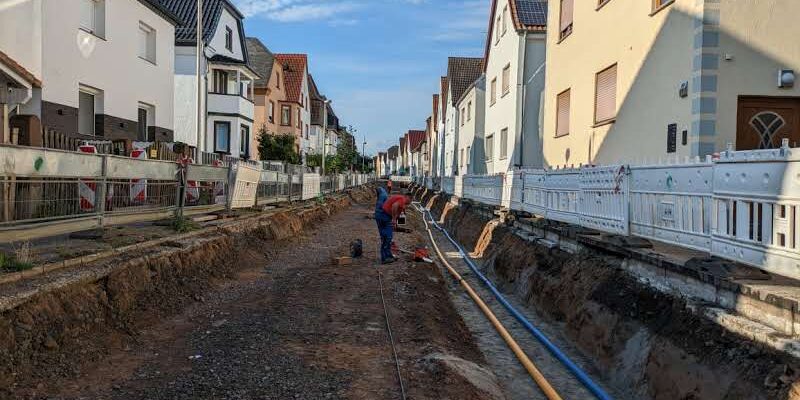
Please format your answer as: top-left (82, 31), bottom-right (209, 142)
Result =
top-left (447, 57), bottom-right (484, 107)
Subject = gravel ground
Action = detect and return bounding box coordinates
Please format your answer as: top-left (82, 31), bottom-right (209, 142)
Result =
top-left (29, 202), bottom-right (502, 400)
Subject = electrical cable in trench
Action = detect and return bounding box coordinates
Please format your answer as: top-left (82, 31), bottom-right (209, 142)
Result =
top-left (414, 203), bottom-right (563, 400)
top-left (413, 202), bottom-right (613, 400)
top-left (378, 271), bottom-right (407, 400)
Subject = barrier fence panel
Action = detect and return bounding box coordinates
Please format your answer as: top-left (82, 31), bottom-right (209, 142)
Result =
top-left (389, 175), bottom-right (412, 183)
top-left (630, 160), bottom-right (714, 251)
top-left (185, 163), bottom-right (230, 208)
top-left (710, 146), bottom-right (800, 279)
top-left (545, 168), bottom-right (581, 225)
top-left (579, 165), bottom-right (630, 235)
top-left (302, 173), bottom-right (321, 200)
top-left (510, 170), bottom-right (548, 218)
top-left (463, 175), bottom-right (503, 206)
top-left (441, 177), bottom-right (455, 195)
top-left (229, 161), bottom-right (261, 209)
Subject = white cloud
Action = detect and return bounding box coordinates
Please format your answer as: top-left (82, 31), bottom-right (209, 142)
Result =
top-left (235, 0), bottom-right (360, 22)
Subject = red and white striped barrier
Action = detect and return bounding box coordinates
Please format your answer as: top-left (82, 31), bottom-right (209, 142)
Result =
top-left (130, 148), bottom-right (148, 204)
top-left (78, 145), bottom-right (98, 212)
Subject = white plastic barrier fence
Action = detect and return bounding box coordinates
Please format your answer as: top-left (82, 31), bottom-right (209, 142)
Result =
top-left (579, 165), bottom-right (630, 235)
top-left (441, 177), bottom-right (455, 195)
top-left (229, 160), bottom-right (261, 209)
top-left (710, 146), bottom-right (800, 279)
top-left (463, 175), bottom-right (504, 206)
top-left (302, 173), bottom-right (321, 200)
top-left (630, 159), bottom-right (714, 251)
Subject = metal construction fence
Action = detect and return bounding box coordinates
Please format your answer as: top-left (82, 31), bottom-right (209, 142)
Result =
top-left (422, 141), bottom-right (800, 281)
top-left (0, 144), bottom-right (374, 242)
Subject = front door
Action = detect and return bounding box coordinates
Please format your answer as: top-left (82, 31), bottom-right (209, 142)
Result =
top-left (737, 97), bottom-right (800, 150)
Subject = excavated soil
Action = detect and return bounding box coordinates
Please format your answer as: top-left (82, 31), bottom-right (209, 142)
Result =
top-left (420, 187), bottom-right (800, 400)
top-left (1, 185), bottom-right (505, 400)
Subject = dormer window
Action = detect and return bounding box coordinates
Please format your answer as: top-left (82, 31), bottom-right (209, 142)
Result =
top-left (225, 26), bottom-right (233, 51)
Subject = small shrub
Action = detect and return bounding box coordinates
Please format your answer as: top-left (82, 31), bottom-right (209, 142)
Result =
top-left (172, 216), bottom-right (199, 233)
top-left (0, 251), bottom-right (34, 272)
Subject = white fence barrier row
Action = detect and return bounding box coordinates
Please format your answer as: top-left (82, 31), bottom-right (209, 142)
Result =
top-left (544, 168), bottom-right (581, 226)
top-left (463, 175), bottom-right (503, 206)
top-left (630, 161), bottom-right (714, 251)
top-left (579, 165), bottom-right (630, 235)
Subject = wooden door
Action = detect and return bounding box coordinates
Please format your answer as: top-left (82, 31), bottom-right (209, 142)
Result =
top-left (737, 97), bottom-right (800, 150)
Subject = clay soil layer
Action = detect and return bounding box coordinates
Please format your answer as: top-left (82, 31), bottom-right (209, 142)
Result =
top-left (6, 199), bottom-right (504, 400)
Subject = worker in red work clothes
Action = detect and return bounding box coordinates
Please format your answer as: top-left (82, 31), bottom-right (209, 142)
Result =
top-left (375, 191), bottom-right (410, 264)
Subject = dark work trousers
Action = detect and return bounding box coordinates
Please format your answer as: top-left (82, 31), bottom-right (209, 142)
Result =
top-left (374, 187), bottom-right (393, 262)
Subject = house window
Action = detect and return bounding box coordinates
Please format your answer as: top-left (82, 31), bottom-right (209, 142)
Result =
top-left (296, 112), bottom-right (301, 128)
top-left (556, 89), bottom-right (571, 137)
top-left (495, 15), bottom-right (501, 44)
top-left (305, 124), bottom-right (309, 140)
top-left (559, 0), bottom-right (573, 40)
top-left (269, 101), bottom-right (275, 123)
top-left (466, 146), bottom-right (471, 165)
top-left (502, 6), bottom-right (508, 35)
top-left (490, 78), bottom-right (497, 105)
top-left (214, 121), bottom-right (231, 153)
top-left (652, 0), bottom-right (675, 13)
top-left (595, 63), bottom-right (618, 124)
top-left (137, 102), bottom-right (155, 141)
top-left (467, 101), bottom-right (472, 121)
top-left (240, 124), bottom-right (250, 157)
top-left (225, 26), bottom-right (233, 52)
top-left (281, 105), bottom-right (291, 126)
top-left (460, 148), bottom-right (465, 167)
top-left (500, 128), bottom-right (508, 159)
top-left (502, 64), bottom-right (510, 96)
top-left (213, 70), bottom-right (229, 94)
top-left (80, 0), bottom-right (105, 37)
top-left (461, 108), bottom-right (465, 126)
top-left (138, 22), bottom-right (156, 63)
top-left (276, 72), bottom-right (280, 89)
top-left (486, 134), bottom-right (494, 161)
top-left (78, 89), bottom-right (96, 136)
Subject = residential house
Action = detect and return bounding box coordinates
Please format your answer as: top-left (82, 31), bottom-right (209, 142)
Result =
top-left (325, 102), bottom-right (340, 154)
top-left (165, 0), bottom-right (259, 159)
top-left (436, 76), bottom-right (448, 177)
top-left (483, 0), bottom-right (547, 174)
top-left (246, 37), bottom-right (288, 158)
top-left (543, 0), bottom-right (800, 166)
top-left (376, 151), bottom-right (387, 177)
top-left (399, 134), bottom-right (408, 174)
top-left (308, 74), bottom-right (328, 155)
top-left (1, 0), bottom-right (178, 150)
top-left (406, 129), bottom-right (426, 177)
top-left (273, 54), bottom-right (310, 156)
top-left (426, 94), bottom-right (440, 177)
top-left (443, 57), bottom-right (483, 177)
top-left (387, 145), bottom-right (399, 175)
top-left (456, 74), bottom-right (487, 175)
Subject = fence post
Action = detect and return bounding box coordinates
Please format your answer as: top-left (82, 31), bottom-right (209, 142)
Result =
top-left (97, 155), bottom-right (108, 227)
top-left (177, 161), bottom-right (187, 220)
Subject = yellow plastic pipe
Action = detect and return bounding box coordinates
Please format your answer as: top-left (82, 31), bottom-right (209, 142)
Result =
top-left (419, 208), bottom-right (564, 400)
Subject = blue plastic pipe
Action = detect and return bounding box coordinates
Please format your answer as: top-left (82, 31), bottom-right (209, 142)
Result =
top-left (420, 207), bottom-right (613, 400)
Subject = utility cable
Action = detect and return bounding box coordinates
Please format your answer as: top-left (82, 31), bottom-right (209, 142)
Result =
top-left (378, 271), bottom-right (407, 400)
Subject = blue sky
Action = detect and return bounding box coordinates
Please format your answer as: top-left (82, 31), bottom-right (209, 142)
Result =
top-left (234, 0), bottom-right (490, 155)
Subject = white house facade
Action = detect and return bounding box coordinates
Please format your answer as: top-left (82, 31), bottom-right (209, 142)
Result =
top-left (165, 0), bottom-right (258, 159)
top-left (2, 0), bottom-right (178, 147)
top-left (443, 57), bottom-right (483, 177)
top-left (483, 0), bottom-right (547, 174)
top-left (456, 75), bottom-right (487, 176)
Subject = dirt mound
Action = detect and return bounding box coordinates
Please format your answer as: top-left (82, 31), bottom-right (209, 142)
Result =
top-left (0, 195), bottom-right (357, 396)
top-left (419, 353), bottom-right (506, 400)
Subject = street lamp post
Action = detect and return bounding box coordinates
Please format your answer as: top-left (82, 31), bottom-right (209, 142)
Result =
top-left (362, 138), bottom-right (366, 172)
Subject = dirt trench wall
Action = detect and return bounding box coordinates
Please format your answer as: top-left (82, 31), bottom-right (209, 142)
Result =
top-left (433, 203), bottom-right (800, 400)
top-left (0, 186), bottom-right (375, 393)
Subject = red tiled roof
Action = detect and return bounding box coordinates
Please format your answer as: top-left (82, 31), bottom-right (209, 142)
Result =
top-left (0, 50), bottom-right (41, 88)
top-left (439, 77), bottom-right (448, 114)
top-left (274, 54), bottom-right (307, 104)
top-left (408, 130), bottom-right (426, 153)
top-left (432, 94), bottom-right (439, 133)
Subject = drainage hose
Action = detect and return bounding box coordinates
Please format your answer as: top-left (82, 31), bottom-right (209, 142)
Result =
top-left (415, 204), bottom-right (613, 400)
top-left (416, 205), bottom-right (564, 400)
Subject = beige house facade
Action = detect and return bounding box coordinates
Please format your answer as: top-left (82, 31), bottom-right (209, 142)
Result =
top-left (542, 0), bottom-right (800, 167)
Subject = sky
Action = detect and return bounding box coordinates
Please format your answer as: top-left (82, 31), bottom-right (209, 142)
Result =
top-left (234, 0), bottom-right (490, 155)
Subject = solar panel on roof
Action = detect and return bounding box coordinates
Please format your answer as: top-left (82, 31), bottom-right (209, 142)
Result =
top-left (515, 0), bottom-right (548, 27)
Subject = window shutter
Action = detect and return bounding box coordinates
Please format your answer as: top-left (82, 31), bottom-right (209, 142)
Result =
top-left (500, 128), bottom-right (508, 158)
top-left (560, 0), bottom-right (574, 38)
top-left (556, 89), bottom-right (571, 137)
top-left (502, 66), bottom-right (510, 94)
top-left (80, 0), bottom-right (95, 31)
top-left (595, 64), bottom-right (617, 123)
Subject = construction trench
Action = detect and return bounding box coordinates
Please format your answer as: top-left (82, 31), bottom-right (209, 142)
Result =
top-left (1, 182), bottom-right (800, 399)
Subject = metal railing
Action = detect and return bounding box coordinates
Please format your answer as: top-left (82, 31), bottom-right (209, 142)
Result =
top-left (0, 144), bottom-right (375, 242)
top-left (423, 141), bottom-right (800, 281)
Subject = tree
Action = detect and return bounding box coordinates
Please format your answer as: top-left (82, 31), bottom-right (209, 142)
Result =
top-left (257, 127), bottom-right (300, 164)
